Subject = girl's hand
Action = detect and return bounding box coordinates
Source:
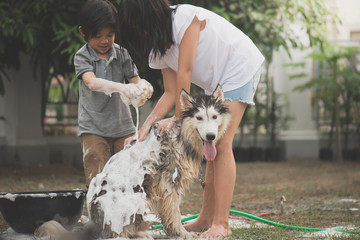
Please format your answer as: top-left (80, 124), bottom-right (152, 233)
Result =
top-left (124, 116), bottom-right (178, 146)
top-left (123, 134), bottom-right (137, 146)
top-left (124, 124), bottom-right (152, 145)
top-left (138, 124), bottom-right (152, 142)
top-left (157, 116), bottom-right (178, 134)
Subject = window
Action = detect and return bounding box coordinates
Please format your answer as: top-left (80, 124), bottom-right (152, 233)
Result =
top-left (43, 75), bottom-right (78, 136)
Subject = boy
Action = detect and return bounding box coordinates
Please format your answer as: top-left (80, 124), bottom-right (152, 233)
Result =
top-left (74, 0), bottom-right (152, 186)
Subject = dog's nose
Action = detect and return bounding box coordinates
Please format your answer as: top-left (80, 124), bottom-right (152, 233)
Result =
top-left (206, 133), bottom-right (216, 141)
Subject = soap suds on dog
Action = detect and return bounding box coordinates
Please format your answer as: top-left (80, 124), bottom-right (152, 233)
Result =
top-left (86, 115), bottom-right (161, 234)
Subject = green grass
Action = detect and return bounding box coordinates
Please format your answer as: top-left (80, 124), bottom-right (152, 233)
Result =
top-left (225, 206), bottom-right (360, 239)
top-left (230, 227), bottom-right (360, 240)
top-left (230, 227), bottom-right (303, 240)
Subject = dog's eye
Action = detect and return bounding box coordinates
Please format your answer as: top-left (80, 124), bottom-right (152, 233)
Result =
top-left (196, 116), bottom-right (203, 121)
top-left (212, 115), bottom-right (218, 120)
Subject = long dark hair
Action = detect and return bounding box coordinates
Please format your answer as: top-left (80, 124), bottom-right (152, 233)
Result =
top-left (118, 0), bottom-right (175, 59)
top-left (78, 0), bottom-right (118, 41)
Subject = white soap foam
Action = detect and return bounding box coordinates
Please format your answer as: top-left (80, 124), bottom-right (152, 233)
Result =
top-left (134, 107), bottom-right (139, 142)
top-left (86, 129), bottom-right (161, 235)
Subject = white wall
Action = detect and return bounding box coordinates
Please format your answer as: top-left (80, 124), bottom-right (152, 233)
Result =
top-left (327, 0), bottom-right (360, 41)
top-left (273, 48), bottom-right (318, 137)
top-left (271, 24), bottom-right (319, 158)
top-left (2, 54), bottom-right (44, 146)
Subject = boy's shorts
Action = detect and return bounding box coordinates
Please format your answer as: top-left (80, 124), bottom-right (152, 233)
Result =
top-left (80, 133), bottom-right (132, 187)
top-left (224, 68), bottom-right (261, 105)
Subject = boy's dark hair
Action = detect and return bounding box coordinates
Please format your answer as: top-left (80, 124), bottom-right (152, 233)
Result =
top-left (78, 0), bottom-right (118, 41)
top-left (118, 0), bottom-right (175, 59)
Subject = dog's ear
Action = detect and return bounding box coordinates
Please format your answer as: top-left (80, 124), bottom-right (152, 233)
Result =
top-left (212, 85), bottom-right (224, 101)
top-left (180, 88), bottom-right (193, 111)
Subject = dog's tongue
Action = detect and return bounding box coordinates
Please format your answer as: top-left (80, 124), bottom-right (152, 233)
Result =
top-left (204, 141), bottom-right (217, 161)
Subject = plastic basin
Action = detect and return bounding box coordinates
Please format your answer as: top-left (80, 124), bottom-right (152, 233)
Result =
top-left (0, 189), bottom-right (86, 234)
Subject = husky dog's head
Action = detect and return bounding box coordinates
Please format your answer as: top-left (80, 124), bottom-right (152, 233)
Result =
top-left (179, 85), bottom-right (231, 161)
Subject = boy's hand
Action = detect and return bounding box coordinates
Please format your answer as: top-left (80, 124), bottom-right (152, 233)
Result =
top-left (120, 79), bottom-right (153, 107)
top-left (136, 79), bottom-right (153, 105)
top-left (117, 83), bottom-right (139, 105)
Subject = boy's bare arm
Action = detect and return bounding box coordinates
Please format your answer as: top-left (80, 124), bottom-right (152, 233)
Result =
top-left (81, 71), bottom-right (139, 97)
top-left (81, 72), bottom-right (153, 107)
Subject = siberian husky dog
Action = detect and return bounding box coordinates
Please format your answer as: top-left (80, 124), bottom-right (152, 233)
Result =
top-left (38, 85), bottom-right (231, 239)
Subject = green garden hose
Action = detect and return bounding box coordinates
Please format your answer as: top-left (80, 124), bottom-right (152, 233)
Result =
top-left (151, 213), bottom-right (200, 230)
top-left (151, 210), bottom-right (360, 234)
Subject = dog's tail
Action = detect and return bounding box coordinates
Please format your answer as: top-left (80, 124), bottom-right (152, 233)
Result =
top-left (34, 220), bottom-right (103, 240)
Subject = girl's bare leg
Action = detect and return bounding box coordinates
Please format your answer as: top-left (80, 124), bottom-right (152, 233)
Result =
top-left (185, 101), bottom-right (247, 238)
top-left (184, 161), bottom-right (215, 232)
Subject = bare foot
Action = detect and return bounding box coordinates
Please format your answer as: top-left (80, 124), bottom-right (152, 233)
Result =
top-left (199, 224), bottom-right (232, 239)
top-left (183, 220), bottom-right (211, 232)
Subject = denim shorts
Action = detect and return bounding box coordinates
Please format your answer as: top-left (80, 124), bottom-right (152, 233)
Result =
top-left (224, 68), bottom-right (261, 105)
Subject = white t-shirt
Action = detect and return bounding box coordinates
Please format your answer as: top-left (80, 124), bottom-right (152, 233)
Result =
top-left (149, 4), bottom-right (265, 95)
